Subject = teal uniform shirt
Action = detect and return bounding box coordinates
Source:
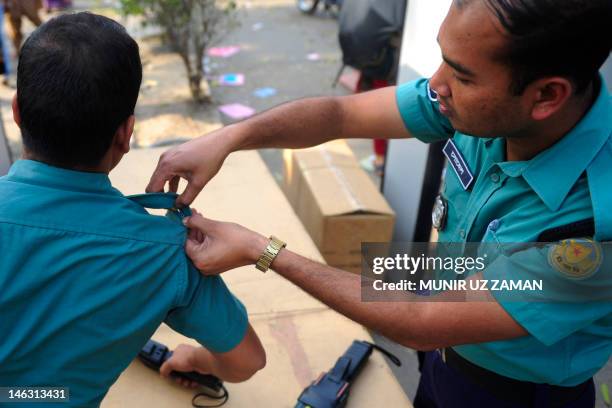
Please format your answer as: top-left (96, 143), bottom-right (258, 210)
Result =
top-left (0, 160), bottom-right (248, 407)
top-left (396, 77), bottom-right (612, 386)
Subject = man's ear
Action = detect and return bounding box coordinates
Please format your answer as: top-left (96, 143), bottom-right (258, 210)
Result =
top-left (528, 77), bottom-right (573, 121)
top-left (12, 94), bottom-right (20, 127)
top-left (114, 115), bottom-right (135, 154)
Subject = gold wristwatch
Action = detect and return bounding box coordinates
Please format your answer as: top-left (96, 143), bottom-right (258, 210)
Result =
top-left (256, 236), bottom-right (286, 272)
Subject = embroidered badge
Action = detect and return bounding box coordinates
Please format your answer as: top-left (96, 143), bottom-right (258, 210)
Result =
top-left (548, 238), bottom-right (602, 280)
top-left (443, 140), bottom-right (474, 190)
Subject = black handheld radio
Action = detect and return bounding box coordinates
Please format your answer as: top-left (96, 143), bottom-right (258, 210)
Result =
top-left (295, 340), bottom-right (401, 408)
top-left (138, 339), bottom-right (223, 392)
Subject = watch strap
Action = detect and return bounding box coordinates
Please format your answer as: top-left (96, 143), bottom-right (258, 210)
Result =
top-left (256, 236), bottom-right (286, 272)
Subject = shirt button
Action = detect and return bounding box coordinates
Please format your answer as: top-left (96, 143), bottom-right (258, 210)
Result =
top-left (459, 229), bottom-right (466, 239)
top-left (490, 173), bottom-right (500, 183)
top-left (488, 219), bottom-right (500, 231)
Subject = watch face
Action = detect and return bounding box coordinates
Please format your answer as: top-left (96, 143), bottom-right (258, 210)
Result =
top-left (432, 194), bottom-right (447, 231)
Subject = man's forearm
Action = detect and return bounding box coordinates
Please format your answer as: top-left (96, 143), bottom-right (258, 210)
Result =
top-left (270, 249), bottom-right (430, 349)
top-left (230, 97), bottom-right (345, 152)
top-left (269, 248), bottom-right (527, 350)
top-left (191, 347), bottom-right (261, 383)
top-left (228, 87), bottom-right (410, 153)
top-left (181, 216), bottom-right (526, 350)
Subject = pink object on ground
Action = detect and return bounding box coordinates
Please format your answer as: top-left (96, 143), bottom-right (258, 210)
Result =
top-left (218, 103), bottom-right (256, 120)
top-left (207, 46), bottom-right (241, 58)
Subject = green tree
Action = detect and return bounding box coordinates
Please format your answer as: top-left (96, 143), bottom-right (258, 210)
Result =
top-left (121, 0), bottom-right (236, 102)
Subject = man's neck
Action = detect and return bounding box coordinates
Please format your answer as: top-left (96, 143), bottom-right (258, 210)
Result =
top-left (22, 151), bottom-right (110, 174)
top-left (505, 82), bottom-right (597, 162)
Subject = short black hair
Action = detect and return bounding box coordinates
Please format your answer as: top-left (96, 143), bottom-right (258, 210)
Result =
top-left (483, 0), bottom-right (612, 95)
top-left (17, 12), bottom-right (142, 168)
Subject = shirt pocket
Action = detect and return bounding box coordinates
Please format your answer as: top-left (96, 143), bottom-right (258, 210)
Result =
top-left (481, 224), bottom-right (528, 259)
top-left (481, 226), bottom-right (504, 254)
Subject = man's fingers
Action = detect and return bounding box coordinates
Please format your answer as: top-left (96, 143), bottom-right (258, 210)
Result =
top-left (187, 227), bottom-right (198, 242)
top-left (183, 214), bottom-right (214, 232)
top-left (146, 177), bottom-right (166, 193)
top-left (185, 238), bottom-right (202, 258)
top-left (187, 228), bottom-right (205, 244)
top-left (176, 181), bottom-right (204, 207)
top-left (159, 360), bottom-right (173, 378)
top-left (185, 209), bottom-right (206, 243)
top-left (168, 176), bottom-right (180, 193)
top-left (145, 170), bottom-right (171, 193)
top-left (146, 159), bottom-right (171, 193)
top-left (184, 215), bottom-right (217, 266)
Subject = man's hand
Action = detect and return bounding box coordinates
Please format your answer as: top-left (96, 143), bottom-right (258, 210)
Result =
top-left (159, 344), bottom-right (202, 389)
top-left (146, 125), bottom-right (243, 207)
top-left (183, 213), bottom-right (268, 275)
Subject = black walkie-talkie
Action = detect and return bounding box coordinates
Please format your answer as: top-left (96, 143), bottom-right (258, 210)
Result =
top-left (295, 340), bottom-right (402, 408)
top-left (138, 339), bottom-right (223, 392)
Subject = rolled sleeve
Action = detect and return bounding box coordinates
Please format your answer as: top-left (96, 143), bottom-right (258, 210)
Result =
top-left (165, 259), bottom-right (248, 353)
top-left (396, 78), bottom-right (454, 143)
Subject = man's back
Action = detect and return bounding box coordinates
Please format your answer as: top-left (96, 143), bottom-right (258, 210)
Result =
top-left (0, 160), bottom-right (248, 407)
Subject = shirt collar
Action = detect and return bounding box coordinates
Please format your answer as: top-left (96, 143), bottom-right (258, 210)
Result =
top-left (6, 159), bottom-right (120, 195)
top-left (504, 77), bottom-right (611, 212)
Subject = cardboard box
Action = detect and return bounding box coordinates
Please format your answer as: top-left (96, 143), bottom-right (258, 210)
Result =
top-left (283, 141), bottom-right (395, 273)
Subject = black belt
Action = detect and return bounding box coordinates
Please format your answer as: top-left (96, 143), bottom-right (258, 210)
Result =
top-left (442, 347), bottom-right (592, 407)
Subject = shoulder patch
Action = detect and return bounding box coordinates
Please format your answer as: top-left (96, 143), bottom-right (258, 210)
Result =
top-left (537, 218), bottom-right (594, 242)
top-left (548, 238), bottom-right (602, 280)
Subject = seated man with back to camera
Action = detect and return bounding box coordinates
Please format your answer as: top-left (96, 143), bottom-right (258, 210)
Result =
top-left (0, 12), bottom-right (265, 407)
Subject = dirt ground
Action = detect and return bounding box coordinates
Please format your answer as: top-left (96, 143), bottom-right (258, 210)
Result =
top-left (1, 0), bottom-right (376, 185)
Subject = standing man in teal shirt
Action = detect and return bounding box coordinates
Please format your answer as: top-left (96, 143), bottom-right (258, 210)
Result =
top-left (148, 0), bottom-right (611, 406)
top-left (0, 13), bottom-right (265, 407)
